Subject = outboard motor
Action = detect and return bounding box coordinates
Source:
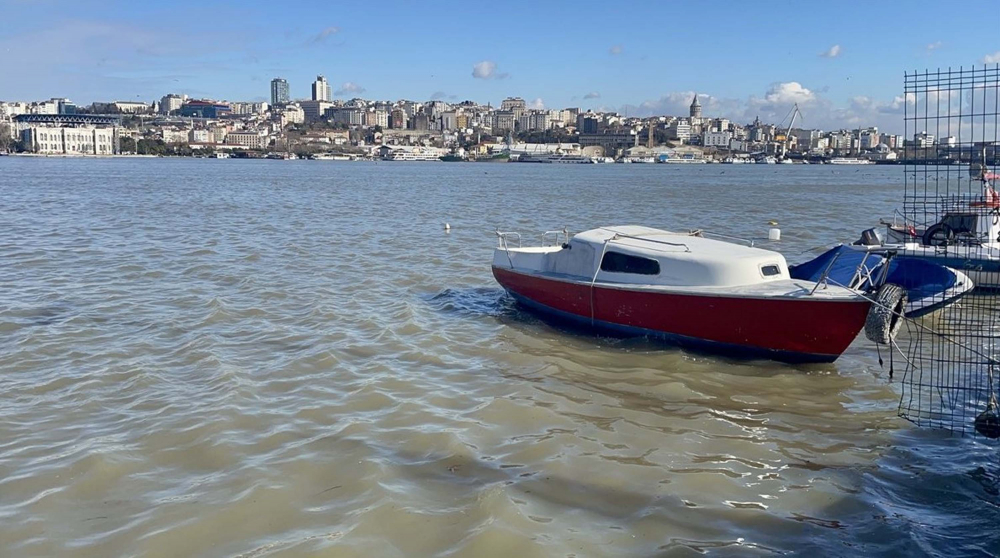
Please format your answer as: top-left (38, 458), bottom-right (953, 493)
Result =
top-left (853, 227), bottom-right (883, 246)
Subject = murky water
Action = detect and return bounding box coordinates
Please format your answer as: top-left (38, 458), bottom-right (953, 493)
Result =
top-left (1, 158), bottom-right (997, 557)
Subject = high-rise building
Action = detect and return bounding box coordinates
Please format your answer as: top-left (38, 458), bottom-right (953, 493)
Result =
top-left (160, 94), bottom-right (186, 115)
top-left (311, 75), bottom-right (331, 102)
top-left (500, 97), bottom-right (526, 117)
top-left (271, 78), bottom-right (290, 106)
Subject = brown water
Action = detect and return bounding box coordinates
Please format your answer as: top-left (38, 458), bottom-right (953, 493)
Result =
top-left (0, 158), bottom-right (997, 557)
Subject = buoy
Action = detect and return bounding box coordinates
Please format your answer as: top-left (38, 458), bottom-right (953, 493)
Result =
top-left (444, 223), bottom-right (451, 231)
top-left (768, 227), bottom-right (781, 241)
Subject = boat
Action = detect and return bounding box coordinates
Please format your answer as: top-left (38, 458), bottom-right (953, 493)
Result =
top-left (492, 225), bottom-right (885, 363)
top-left (439, 154), bottom-right (465, 162)
top-left (869, 179), bottom-right (1000, 288)
top-left (385, 150), bottom-right (444, 161)
top-left (590, 156), bottom-right (615, 164)
top-left (517, 152), bottom-right (593, 164)
top-left (755, 156), bottom-right (777, 164)
top-left (661, 157), bottom-right (706, 164)
top-left (828, 157), bottom-right (873, 165)
top-left (790, 245), bottom-right (973, 318)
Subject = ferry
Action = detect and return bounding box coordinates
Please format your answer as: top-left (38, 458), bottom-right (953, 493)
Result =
top-left (385, 151), bottom-right (445, 161)
top-left (661, 157), bottom-right (706, 164)
top-left (828, 157), bottom-right (873, 165)
top-left (518, 153), bottom-right (593, 164)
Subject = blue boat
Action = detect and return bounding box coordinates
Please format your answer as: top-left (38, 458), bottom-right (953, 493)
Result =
top-left (790, 245), bottom-right (974, 318)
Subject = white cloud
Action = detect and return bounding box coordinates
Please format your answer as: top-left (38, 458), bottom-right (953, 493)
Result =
top-left (761, 81), bottom-right (816, 105)
top-left (471, 60), bottom-right (508, 80)
top-left (609, 45), bottom-right (623, 56)
top-left (926, 41), bottom-right (943, 52)
top-left (819, 44), bottom-right (841, 58)
top-left (583, 91), bottom-right (601, 100)
top-left (308, 26), bottom-right (341, 45)
top-left (528, 97), bottom-right (544, 110)
top-left (985, 51), bottom-right (1000, 64)
top-left (334, 81), bottom-right (364, 96)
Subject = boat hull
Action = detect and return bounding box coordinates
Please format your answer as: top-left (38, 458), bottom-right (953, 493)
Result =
top-left (493, 267), bottom-right (871, 363)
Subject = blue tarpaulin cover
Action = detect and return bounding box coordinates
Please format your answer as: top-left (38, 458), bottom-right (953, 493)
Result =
top-left (789, 245), bottom-right (960, 316)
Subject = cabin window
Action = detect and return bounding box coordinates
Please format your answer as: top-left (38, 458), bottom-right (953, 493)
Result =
top-left (761, 264), bottom-right (781, 277)
top-left (600, 251), bottom-right (660, 275)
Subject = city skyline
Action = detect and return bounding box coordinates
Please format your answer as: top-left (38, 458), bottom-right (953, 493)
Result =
top-left (1, 0), bottom-right (998, 134)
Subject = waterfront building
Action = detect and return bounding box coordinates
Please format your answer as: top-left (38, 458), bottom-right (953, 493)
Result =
top-left (230, 101), bottom-right (268, 116)
top-left (190, 129), bottom-right (214, 143)
top-left (492, 111), bottom-right (516, 133)
top-left (367, 109), bottom-right (389, 128)
top-left (161, 128), bottom-right (190, 143)
top-left (667, 120), bottom-right (692, 143)
top-left (500, 97), bottom-right (526, 117)
top-left (180, 100), bottom-right (232, 119)
top-left (577, 112), bottom-right (600, 134)
top-left (271, 78), bottom-right (290, 106)
top-left (210, 125), bottom-right (229, 143)
top-left (113, 101), bottom-right (150, 114)
top-left (300, 100), bottom-right (334, 123)
top-left (312, 75), bottom-right (331, 102)
top-left (278, 105), bottom-right (305, 127)
top-left (29, 99), bottom-right (60, 114)
top-left (389, 108), bottom-right (407, 129)
top-left (914, 131), bottom-right (935, 148)
top-left (859, 127), bottom-right (879, 151)
top-left (440, 111), bottom-right (458, 130)
top-left (702, 130), bottom-right (732, 148)
top-left (0, 101), bottom-right (30, 118)
top-left (579, 129), bottom-right (638, 155)
top-left (20, 125), bottom-right (116, 155)
top-left (408, 113), bottom-right (430, 131)
top-left (790, 129), bottom-right (821, 151)
top-left (332, 107), bottom-right (365, 127)
top-left (689, 94), bottom-right (702, 119)
top-left (879, 133), bottom-right (903, 149)
top-left (225, 130), bottom-right (268, 150)
top-left (160, 94), bottom-right (187, 115)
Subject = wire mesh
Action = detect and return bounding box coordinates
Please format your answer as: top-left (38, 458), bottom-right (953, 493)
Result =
top-left (897, 65), bottom-right (1000, 437)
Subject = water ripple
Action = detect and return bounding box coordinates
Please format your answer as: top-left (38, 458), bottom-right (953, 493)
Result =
top-left (0, 159), bottom-right (996, 556)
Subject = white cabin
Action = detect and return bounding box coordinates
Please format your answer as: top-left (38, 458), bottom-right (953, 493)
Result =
top-left (494, 226), bottom-right (791, 289)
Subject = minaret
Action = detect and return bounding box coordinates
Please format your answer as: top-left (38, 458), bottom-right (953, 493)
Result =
top-left (690, 94), bottom-right (702, 119)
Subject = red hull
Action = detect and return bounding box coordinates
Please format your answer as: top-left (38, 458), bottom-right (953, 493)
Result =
top-left (493, 267), bottom-right (870, 362)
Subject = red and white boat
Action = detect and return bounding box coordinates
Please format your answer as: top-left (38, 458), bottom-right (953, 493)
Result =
top-left (492, 226), bottom-right (875, 363)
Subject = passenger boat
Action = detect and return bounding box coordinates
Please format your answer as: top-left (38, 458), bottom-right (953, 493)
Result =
top-left (492, 226), bottom-right (880, 363)
top-left (828, 157), bottom-right (873, 165)
top-left (517, 153), bottom-right (593, 164)
top-left (867, 177), bottom-right (1000, 288)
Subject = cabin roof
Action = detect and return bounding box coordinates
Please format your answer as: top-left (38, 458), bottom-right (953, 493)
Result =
top-left (573, 226), bottom-right (776, 261)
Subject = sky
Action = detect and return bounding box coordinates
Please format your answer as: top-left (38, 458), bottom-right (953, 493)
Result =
top-left (1, 0), bottom-right (998, 133)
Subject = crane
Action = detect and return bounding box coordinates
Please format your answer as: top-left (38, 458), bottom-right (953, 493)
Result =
top-left (777, 103), bottom-right (801, 159)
